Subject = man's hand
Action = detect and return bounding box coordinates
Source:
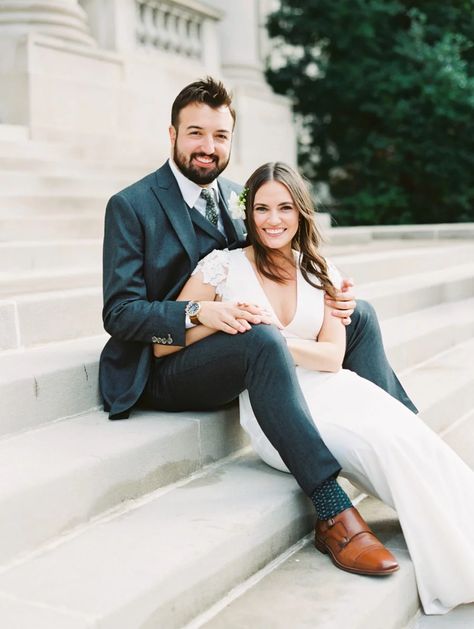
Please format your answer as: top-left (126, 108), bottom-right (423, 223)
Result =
top-left (325, 278), bottom-right (356, 326)
top-left (197, 301), bottom-right (275, 334)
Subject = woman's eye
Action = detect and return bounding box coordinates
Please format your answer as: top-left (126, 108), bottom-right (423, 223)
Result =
top-left (254, 207), bottom-right (267, 213)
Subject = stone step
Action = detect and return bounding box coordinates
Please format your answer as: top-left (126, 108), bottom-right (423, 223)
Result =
top-left (0, 406), bottom-right (245, 566)
top-left (1, 286), bottom-right (102, 348)
top-left (0, 335), bottom-right (472, 571)
top-left (0, 237), bottom-right (453, 280)
top-left (0, 172), bottom-right (132, 198)
top-left (0, 194), bottom-right (105, 214)
top-left (0, 125), bottom-right (29, 142)
top-left (331, 243), bottom-right (474, 284)
top-left (0, 454), bottom-right (325, 628)
top-left (322, 239), bottom-right (446, 257)
top-left (1, 240), bottom-right (470, 295)
top-left (441, 409), bottom-right (474, 469)
top-left (0, 135), bottom-right (84, 161)
top-left (198, 499), bottom-right (417, 629)
top-left (2, 296), bottom-right (473, 434)
top-left (413, 603), bottom-right (474, 628)
top-left (0, 240), bottom-right (101, 272)
top-left (360, 262), bottom-right (474, 319)
top-left (0, 135), bottom-right (160, 165)
top-left (0, 336), bottom-right (104, 435)
top-left (382, 297), bottom-right (474, 372)
top-left (5, 259), bottom-right (473, 350)
top-left (329, 223), bottom-right (474, 243)
top-left (0, 268), bottom-right (101, 297)
top-left (402, 338), bottom-right (474, 435)
top-left (369, 223), bottom-right (474, 240)
top-left (0, 156), bottom-right (149, 178)
top-left (0, 215), bottom-right (103, 241)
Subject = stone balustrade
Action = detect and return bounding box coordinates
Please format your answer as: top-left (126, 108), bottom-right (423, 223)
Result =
top-left (135, 0), bottom-right (209, 58)
top-left (78, 0), bottom-right (221, 56)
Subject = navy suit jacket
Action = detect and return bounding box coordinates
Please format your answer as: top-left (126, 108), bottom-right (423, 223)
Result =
top-left (99, 161), bottom-right (246, 418)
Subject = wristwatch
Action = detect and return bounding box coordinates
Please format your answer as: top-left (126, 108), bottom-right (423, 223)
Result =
top-left (185, 300), bottom-right (202, 325)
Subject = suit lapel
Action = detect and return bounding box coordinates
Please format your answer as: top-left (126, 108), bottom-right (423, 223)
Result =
top-left (150, 163), bottom-right (199, 269)
top-left (218, 179), bottom-right (247, 246)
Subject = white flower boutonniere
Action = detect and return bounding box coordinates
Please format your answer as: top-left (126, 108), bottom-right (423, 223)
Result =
top-left (228, 188), bottom-right (247, 220)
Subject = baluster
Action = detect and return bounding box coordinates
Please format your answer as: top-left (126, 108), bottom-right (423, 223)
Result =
top-left (143, 1), bottom-right (156, 48)
top-left (188, 18), bottom-right (201, 59)
top-left (172, 8), bottom-right (181, 54)
top-left (135, 0), bottom-right (146, 45)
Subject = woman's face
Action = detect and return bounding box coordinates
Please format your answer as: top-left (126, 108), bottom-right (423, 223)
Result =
top-left (252, 180), bottom-right (299, 255)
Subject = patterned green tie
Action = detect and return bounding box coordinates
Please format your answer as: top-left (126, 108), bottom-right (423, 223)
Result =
top-left (200, 188), bottom-right (218, 227)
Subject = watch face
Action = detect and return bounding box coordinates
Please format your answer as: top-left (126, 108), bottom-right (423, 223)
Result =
top-left (187, 301), bottom-right (200, 316)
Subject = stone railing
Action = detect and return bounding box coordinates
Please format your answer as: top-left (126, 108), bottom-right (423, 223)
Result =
top-left (79, 0), bottom-right (221, 57)
top-left (135, 0), bottom-right (213, 58)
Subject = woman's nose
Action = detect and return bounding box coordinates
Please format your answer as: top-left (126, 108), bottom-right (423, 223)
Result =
top-left (267, 210), bottom-right (281, 225)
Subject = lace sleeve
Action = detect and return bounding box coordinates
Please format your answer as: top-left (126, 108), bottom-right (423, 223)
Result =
top-left (191, 249), bottom-right (230, 297)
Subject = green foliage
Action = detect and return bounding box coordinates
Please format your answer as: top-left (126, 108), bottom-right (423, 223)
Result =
top-left (266, 1), bottom-right (474, 225)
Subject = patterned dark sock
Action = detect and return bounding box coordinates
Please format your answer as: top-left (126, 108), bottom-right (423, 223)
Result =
top-left (311, 477), bottom-right (352, 520)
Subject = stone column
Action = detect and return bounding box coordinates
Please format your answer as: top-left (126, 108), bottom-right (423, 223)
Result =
top-left (0, 0), bottom-right (95, 47)
top-left (206, 0), bottom-right (269, 89)
top-left (202, 0), bottom-right (297, 181)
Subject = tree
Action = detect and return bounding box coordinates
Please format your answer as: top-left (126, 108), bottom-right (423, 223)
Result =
top-left (266, 1), bottom-right (474, 225)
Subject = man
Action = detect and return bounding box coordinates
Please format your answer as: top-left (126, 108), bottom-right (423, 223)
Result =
top-left (100, 77), bottom-right (416, 577)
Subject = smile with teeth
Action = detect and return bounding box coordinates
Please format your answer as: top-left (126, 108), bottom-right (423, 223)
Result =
top-left (263, 228), bottom-right (286, 236)
top-left (193, 155), bottom-right (215, 166)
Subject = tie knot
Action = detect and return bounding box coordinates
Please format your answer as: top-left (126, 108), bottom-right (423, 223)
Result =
top-left (200, 188), bottom-right (213, 201)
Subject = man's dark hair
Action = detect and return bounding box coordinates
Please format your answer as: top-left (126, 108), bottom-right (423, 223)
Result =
top-left (171, 77), bottom-right (236, 128)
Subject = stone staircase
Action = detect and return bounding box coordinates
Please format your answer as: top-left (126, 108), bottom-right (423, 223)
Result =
top-left (0, 126), bottom-right (473, 628)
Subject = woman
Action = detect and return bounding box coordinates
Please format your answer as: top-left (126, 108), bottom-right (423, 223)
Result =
top-left (154, 162), bottom-right (474, 614)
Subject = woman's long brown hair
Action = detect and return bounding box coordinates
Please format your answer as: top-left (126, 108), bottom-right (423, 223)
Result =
top-left (244, 162), bottom-right (337, 298)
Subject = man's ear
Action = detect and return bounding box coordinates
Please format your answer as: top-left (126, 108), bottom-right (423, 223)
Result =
top-left (169, 125), bottom-right (177, 147)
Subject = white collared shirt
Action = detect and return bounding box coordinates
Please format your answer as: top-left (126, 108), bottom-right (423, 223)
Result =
top-left (168, 158), bottom-right (225, 235)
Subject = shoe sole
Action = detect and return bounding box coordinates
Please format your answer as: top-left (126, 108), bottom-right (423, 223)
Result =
top-left (314, 537), bottom-right (400, 577)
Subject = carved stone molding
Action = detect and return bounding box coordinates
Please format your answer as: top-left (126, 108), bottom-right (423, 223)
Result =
top-left (0, 0), bottom-right (95, 46)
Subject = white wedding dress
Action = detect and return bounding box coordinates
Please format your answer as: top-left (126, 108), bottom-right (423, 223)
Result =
top-left (193, 248), bottom-right (474, 615)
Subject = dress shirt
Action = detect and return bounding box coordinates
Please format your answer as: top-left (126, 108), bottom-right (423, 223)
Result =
top-left (168, 159), bottom-right (225, 235)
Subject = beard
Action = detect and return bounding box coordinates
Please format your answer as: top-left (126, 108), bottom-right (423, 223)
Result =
top-left (173, 144), bottom-right (230, 185)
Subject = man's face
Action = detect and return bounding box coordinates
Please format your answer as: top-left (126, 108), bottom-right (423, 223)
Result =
top-left (169, 103), bottom-right (234, 185)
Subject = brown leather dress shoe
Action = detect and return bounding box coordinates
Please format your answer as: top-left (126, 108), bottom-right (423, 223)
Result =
top-left (315, 507), bottom-right (399, 576)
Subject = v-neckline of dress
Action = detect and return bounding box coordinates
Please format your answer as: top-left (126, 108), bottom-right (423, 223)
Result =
top-left (238, 248), bottom-right (299, 330)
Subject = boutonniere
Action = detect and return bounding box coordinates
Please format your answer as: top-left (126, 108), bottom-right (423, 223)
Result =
top-left (228, 188), bottom-right (248, 220)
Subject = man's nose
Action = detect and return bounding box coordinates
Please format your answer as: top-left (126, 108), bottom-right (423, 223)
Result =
top-left (200, 135), bottom-right (215, 154)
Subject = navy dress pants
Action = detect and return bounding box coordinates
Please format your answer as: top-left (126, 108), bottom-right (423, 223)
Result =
top-left (143, 300), bottom-right (417, 496)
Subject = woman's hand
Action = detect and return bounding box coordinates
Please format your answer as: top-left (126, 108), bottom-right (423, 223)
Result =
top-left (324, 278), bottom-right (356, 326)
top-left (197, 301), bottom-right (274, 334)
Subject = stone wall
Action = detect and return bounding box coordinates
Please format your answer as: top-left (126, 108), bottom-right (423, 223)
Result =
top-left (0, 0), bottom-right (296, 180)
